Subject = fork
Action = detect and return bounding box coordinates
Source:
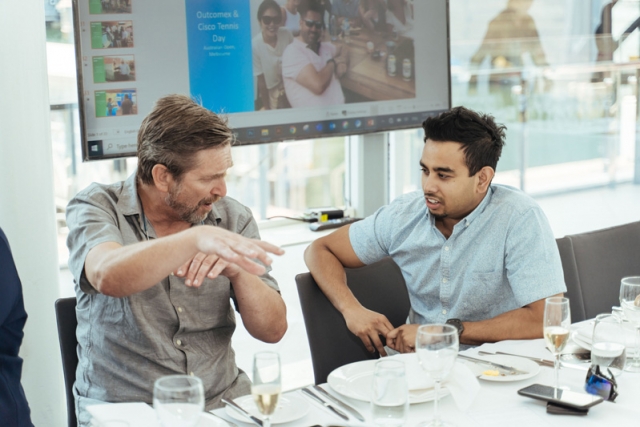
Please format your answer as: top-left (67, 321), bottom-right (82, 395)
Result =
top-left (209, 412), bottom-right (239, 427)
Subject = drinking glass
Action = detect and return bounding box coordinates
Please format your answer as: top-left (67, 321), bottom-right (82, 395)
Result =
top-left (415, 324), bottom-right (459, 427)
top-left (619, 276), bottom-right (640, 372)
top-left (371, 359), bottom-right (409, 427)
top-left (153, 375), bottom-right (204, 427)
top-left (251, 351), bottom-right (282, 427)
top-left (543, 297), bottom-right (571, 393)
top-left (591, 313), bottom-right (626, 376)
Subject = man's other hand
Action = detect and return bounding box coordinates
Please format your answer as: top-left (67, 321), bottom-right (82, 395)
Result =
top-left (174, 253), bottom-right (244, 287)
top-left (386, 324), bottom-right (419, 353)
top-left (344, 306), bottom-right (394, 356)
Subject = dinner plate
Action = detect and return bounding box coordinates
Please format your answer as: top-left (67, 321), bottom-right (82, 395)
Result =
top-left (571, 329), bottom-right (592, 351)
top-left (225, 393), bottom-right (309, 424)
top-left (460, 355), bottom-right (540, 382)
top-left (327, 355), bottom-right (450, 404)
top-left (199, 412), bottom-right (231, 427)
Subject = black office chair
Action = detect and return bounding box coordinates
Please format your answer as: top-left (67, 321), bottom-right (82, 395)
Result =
top-left (296, 257), bottom-right (411, 384)
top-left (54, 297), bottom-right (78, 427)
top-left (560, 221), bottom-right (640, 321)
top-left (556, 236), bottom-right (587, 322)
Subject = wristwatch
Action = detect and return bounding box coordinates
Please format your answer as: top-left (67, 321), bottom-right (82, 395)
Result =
top-left (445, 318), bottom-right (464, 337)
top-left (326, 57), bottom-right (337, 67)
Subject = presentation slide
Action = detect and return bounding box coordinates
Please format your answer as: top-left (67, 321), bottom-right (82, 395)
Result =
top-left (74, 0), bottom-right (450, 160)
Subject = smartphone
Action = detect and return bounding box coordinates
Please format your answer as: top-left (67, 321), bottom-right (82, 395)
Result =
top-left (518, 384), bottom-right (603, 410)
top-left (546, 402), bottom-right (589, 415)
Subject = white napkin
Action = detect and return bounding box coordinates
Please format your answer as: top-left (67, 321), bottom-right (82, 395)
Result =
top-left (388, 353), bottom-right (480, 411)
top-left (87, 402), bottom-right (158, 427)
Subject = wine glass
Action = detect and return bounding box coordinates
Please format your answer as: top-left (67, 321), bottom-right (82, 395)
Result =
top-left (591, 313), bottom-right (626, 376)
top-left (371, 359), bottom-right (409, 426)
top-left (543, 297), bottom-right (571, 393)
top-left (619, 276), bottom-right (640, 372)
top-left (415, 324), bottom-right (459, 427)
top-left (251, 351), bottom-right (282, 427)
top-left (153, 375), bottom-right (204, 427)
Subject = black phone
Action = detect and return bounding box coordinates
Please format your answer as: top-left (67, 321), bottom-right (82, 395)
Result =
top-left (546, 402), bottom-right (589, 416)
top-left (518, 384), bottom-right (603, 410)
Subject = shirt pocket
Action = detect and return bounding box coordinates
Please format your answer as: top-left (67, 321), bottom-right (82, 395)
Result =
top-left (197, 277), bottom-right (233, 325)
top-left (470, 271), bottom-right (508, 319)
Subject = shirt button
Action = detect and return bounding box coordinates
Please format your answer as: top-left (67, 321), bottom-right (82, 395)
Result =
top-left (442, 309), bottom-right (447, 315)
top-left (444, 246), bottom-right (450, 251)
top-left (177, 307), bottom-right (183, 313)
top-left (442, 278), bottom-right (448, 283)
top-left (176, 339), bottom-right (182, 346)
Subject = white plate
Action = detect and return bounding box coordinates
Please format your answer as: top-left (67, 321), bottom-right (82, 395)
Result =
top-left (571, 329), bottom-right (592, 351)
top-left (460, 355), bottom-right (540, 382)
top-left (225, 394), bottom-right (309, 424)
top-left (199, 412), bottom-right (231, 427)
top-left (327, 356), bottom-right (450, 404)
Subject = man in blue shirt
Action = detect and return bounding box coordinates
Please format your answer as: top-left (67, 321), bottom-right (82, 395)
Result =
top-left (0, 228), bottom-right (34, 427)
top-left (305, 107), bottom-right (566, 354)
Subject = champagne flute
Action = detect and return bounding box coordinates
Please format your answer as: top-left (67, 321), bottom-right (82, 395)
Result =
top-left (415, 324), bottom-right (459, 427)
top-left (252, 351), bottom-right (281, 427)
top-left (153, 375), bottom-right (204, 427)
top-left (543, 297), bottom-right (571, 393)
top-left (619, 276), bottom-right (640, 372)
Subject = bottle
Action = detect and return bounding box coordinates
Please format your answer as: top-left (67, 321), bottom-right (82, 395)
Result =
top-left (387, 54), bottom-right (396, 77)
top-left (329, 15), bottom-right (338, 41)
top-left (402, 58), bottom-right (412, 81)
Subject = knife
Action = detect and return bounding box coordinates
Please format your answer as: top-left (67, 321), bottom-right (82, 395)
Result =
top-left (301, 387), bottom-right (349, 421)
top-left (457, 354), bottom-right (529, 375)
top-left (478, 351), bottom-right (555, 367)
top-left (312, 385), bottom-right (365, 422)
top-left (221, 398), bottom-right (263, 427)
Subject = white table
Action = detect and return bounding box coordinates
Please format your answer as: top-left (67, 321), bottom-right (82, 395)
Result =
top-left (212, 338), bottom-right (640, 427)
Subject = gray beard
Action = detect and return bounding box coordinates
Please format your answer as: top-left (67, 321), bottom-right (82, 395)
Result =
top-left (165, 192), bottom-right (207, 224)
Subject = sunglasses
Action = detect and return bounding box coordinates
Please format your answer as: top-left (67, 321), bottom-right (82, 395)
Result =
top-left (304, 19), bottom-right (324, 29)
top-left (261, 16), bottom-right (280, 25)
top-left (584, 365), bottom-right (618, 402)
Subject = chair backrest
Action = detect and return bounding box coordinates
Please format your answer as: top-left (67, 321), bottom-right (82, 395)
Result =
top-left (557, 221), bottom-right (640, 322)
top-left (556, 236), bottom-right (586, 322)
top-left (54, 297), bottom-right (78, 427)
top-left (296, 257), bottom-right (411, 384)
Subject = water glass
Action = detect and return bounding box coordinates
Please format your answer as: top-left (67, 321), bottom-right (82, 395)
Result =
top-left (619, 276), bottom-right (640, 372)
top-left (415, 324), bottom-right (459, 427)
top-left (153, 375), bottom-right (204, 427)
top-left (543, 297), bottom-right (571, 392)
top-left (251, 351), bottom-right (282, 427)
top-left (371, 359), bottom-right (409, 427)
top-left (591, 313), bottom-right (626, 376)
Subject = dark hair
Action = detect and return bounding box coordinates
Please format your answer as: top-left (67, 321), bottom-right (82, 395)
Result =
top-left (422, 106), bottom-right (506, 176)
top-left (257, 0), bottom-right (282, 22)
top-left (137, 94), bottom-right (233, 185)
top-left (298, 0), bottom-right (325, 20)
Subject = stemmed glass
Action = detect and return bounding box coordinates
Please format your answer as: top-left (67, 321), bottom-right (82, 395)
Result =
top-left (153, 375), bottom-right (204, 427)
top-left (619, 276), bottom-right (640, 372)
top-left (251, 351), bottom-right (282, 427)
top-left (591, 313), bottom-right (626, 376)
top-left (543, 297), bottom-right (571, 393)
top-left (415, 324), bottom-right (459, 427)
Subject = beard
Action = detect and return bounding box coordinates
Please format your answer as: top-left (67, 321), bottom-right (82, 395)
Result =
top-left (429, 211), bottom-right (448, 220)
top-left (166, 184), bottom-right (218, 224)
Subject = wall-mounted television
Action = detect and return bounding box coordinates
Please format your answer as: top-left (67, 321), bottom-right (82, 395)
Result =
top-left (73, 0), bottom-right (450, 160)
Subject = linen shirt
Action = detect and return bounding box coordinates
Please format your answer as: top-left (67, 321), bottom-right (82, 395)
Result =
top-left (66, 173), bottom-right (279, 424)
top-left (282, 38), bottom-right (345, 107)
top-left (349, 185), bottom-right (566, 325)
top-left (252, 27), bottom-right (294, 90)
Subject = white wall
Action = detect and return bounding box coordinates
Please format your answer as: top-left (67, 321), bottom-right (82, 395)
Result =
top-left (0, 1), bottom-right (65, 426)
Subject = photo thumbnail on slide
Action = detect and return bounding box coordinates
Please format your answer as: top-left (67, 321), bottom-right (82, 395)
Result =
top-left (95, 89), bottom-right (137, 117)
top-left (93, 55), bottom-right (136, 83)
top-left (89, 0), bottom-right (133, 15)
top-left (91, 20), bottom-right (134, 49)
top-left (185, 0), bottom-right (415, 114)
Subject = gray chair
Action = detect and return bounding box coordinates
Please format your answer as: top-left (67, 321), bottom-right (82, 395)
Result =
top-left (556, 221), bottom-right (640, 322)
top-left (296, 257), bottom-right (411, 384)
top-left (54, 297), bottom-right (78, 427)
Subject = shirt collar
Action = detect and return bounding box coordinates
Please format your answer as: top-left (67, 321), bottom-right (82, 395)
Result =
top-left (116, 172), bottom-right (222, 225)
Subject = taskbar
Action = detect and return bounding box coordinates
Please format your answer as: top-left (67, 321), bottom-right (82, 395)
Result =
top-left (232, 109), bottom-right (447, 145)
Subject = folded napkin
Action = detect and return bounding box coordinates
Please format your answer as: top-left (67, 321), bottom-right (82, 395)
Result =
top-left (388, 353), bottom-right (480, 411)
top-left (87, 402), bottom-right (158, 427)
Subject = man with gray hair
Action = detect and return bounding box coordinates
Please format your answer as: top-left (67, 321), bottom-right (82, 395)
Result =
top-left (66, 94), bottom-right (287, 426)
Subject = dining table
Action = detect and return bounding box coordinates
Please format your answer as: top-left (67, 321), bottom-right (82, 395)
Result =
top-left (91, 320), bottom-right (640, 426)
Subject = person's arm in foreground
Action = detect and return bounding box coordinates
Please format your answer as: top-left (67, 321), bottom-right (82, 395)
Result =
top-left (386, 294), bottom-right (563, 352)
top-left (304, 225), bottom-right (394, 355)
top-left (85, 226), bottom-right (283, 298)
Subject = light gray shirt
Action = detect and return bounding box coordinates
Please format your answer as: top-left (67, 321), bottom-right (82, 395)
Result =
top-left (66, 173), bottom-right (278, 425)
top-left (349, 184), bottom-right (566, 325)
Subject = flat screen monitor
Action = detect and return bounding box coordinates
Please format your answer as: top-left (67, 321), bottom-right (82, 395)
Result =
top-left (73, 0), bottom-right (451, 160)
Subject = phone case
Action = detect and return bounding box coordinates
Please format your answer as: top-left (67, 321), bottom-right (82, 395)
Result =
top-left (546, 402), bottom-right (589, 416)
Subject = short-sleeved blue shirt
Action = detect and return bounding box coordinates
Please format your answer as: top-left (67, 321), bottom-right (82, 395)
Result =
top-left (349, 184), bottom-right (566, 325)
